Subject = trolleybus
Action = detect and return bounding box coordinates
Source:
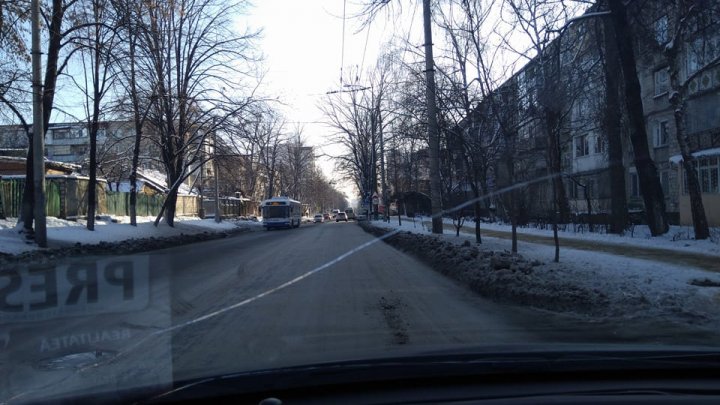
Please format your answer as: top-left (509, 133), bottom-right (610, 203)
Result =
top-left (260, 197), bottom-right (302, 229)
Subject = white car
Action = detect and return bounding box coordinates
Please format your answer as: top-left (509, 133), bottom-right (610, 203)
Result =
top-left (336, 212), bottom-right (348, 222)
top-left (313, 214), bottom-right (324, 223)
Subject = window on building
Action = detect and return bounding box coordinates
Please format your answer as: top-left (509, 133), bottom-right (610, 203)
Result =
top-left (519, 125), bottom-right (530, 140)
top-left (594, 134), bottom-right (606, 154)
top-left (699, 157), bottom-right (719, 193)
top-left (586, 179), bottom-right (595, 199)
top-left (630, 172), bottom-right (640, 197)
top-left (52, 129), bottom-right (71, 140)
top-left (71, 145), bottom-right (87, 156)
top-left (573, 98), bottom-right (587, 119)
top-left (517, 70), bottom-right (530, 111)
top-left (653, 120), bottom-right (669, 147)
top-left (686, 36), bottom-right (720, 76)
top-left (568, 181), bottom-right (577, 199)
top-left (575, 135), bottom-right (589, 158)
top-left (52, 145), bottom-right (71, 155)
top-left (654, 68), bottom-right (669, 96)
top-left (654, 15), bottom-right (669, 45)
top-left (683, 157), bottom-right (719, 194)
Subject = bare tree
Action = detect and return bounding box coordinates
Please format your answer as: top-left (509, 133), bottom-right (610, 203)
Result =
top-left (277, 130), bottom-right (313, 201)
top-left (502, 0), bottom-right (576, 227)
top-left (594, 11), bottom-right (629, 234)
top-left (0, 0), bottom-right (85, 237)
top-left (132, 0), bottom-right (259, 226)
top-left (110, 0), bottom-right (157, 225)
top-left (72, 0), bottom-right (120, 230)
top-left (434, 0), bottom-right (501, 243)
top-left (639, 0), bottom-right (719, 240)
top-left (249, 109), bottom-right (286, 200)
top-left (358, 0), bottom-right (443, 233)
top-left (605, 0), bottom-right (669, 236)
top-left (320, 62), bottom-right (394, 206)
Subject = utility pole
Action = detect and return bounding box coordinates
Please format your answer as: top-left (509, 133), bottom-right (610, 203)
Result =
top-left (31, 0), bottom-right (47, 247)
top-left (423, 0), bottom-right (443, 234)
top-left (368, 86), bottom-right (378, 221)
top-left (213, 128), bottom-right (221, 223)
top-left (379, 112), bottom-right (387, 222)
top-left (198, 161), bottom-right (205, 218)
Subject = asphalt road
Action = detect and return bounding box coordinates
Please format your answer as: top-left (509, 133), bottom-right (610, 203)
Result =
top-left (157, 221), bottom-right (542, 381)
top-left (4, 220), bottom-right (548, 401)
top-left (4, 220), bottom-right (715, 402)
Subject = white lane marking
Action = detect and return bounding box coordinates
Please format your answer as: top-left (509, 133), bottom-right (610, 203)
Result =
top-left (76, 227), bottom-right (403, 372)
top-left (166, 228), bottom-right (401, 332)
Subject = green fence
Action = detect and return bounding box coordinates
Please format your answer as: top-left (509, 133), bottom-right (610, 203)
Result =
top-left (0, 178), bottom-right (61, 218)
top-left (1, 181), bottom-right (193, 219)
top-left (46, 181), bottom-right (60, 217)
top-left (105, 191), bottom-right (165, 217)
top-left (0, 179), bottom-right (22, 218)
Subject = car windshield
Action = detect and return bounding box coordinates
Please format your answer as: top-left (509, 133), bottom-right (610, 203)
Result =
top-left (1, 0), bottom-right (720, 403)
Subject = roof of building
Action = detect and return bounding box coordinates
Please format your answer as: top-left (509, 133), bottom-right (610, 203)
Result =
top-left (0, 156), bottom-right (81, 175)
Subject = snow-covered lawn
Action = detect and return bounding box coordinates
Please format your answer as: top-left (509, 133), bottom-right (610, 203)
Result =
top-left (370, 219), bottom-right (720, 326)
top-left (398, 216), bottom-right (720, 257)
top-left (0, 216), bottom-right (262, 255)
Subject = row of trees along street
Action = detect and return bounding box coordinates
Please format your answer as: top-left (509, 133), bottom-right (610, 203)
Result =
top-left (0, 0), bottom-right (346, 241)
top-left (323, 0), bottom-right (718, 262)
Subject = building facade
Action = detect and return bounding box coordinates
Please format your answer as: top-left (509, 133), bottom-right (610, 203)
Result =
top-left (459, 2), bottom-right (720, 227)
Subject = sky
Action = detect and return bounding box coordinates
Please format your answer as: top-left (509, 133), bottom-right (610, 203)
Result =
top-left (244, 1), bottom-right (422, 201)
top-left (40, 0), bottom-right (541, 204)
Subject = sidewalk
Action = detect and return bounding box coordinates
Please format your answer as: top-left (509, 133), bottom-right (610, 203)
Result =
top-left (409, 219), bottom-right (720, 272)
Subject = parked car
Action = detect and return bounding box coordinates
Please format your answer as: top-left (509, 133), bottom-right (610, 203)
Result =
top-left (323, 213), bottom-right (330, 220)
top-left (356, 214), bottom-right (367, 221)
top-left (313, 214), bottom-right (324, 223)
top-left (336, 212), bottom-right (348, 222)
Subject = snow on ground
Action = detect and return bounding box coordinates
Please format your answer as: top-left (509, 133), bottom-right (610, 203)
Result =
top-left (370, 219), bottom-right (720, 326)
top-left (0, 216), bottom-right (262, 255)
top-left (403, 216), bottom-right (720, 257)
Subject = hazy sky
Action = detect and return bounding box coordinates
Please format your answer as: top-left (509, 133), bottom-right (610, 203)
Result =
top-left (246, 1), bottom-right (422, 200)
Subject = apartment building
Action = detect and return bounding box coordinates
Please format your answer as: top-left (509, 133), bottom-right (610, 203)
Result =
top-left (458, 3), bottom-right (720, 226)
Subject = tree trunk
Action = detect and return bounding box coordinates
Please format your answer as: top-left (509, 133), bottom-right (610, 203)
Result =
top-left (165, 191), bottom-right (177, 227)
top-left (599, 12), bottom-right (629, 234)
top-left (584, 183), bottom-right (593, 232)
top-left (87, 121), bottom-right (97, 230)
top-left (128, 24), bottom-right (141, 226)
top-left (474, 200), bottom-right (482, 244)
top-left (464, 156), bottom-right (483, 244)
top-left (41, 0), bottom-right (65, 131)
top-left (546, 112), bottom-right (571, 223)
top-left (423, 0), bottom-right (443, 234)
top-left (552, 178), bottom-right (560, 262)
top-left (664, 1), bottom-right (710, 240)
top-left (674, 102), bottom-right (709, 239)
top-left (511, 199), bottom-right (518, 254)
top-left (607, 0), bottom-right (669, 236)
top-left (87, 34), bottom-right (102, 231)
top-left (20, 0), bottom-right (65, 233)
